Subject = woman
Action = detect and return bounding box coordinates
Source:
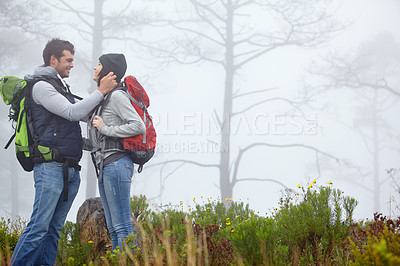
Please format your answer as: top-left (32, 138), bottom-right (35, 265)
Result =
top-left (90, 53), bottom-right (145, 250)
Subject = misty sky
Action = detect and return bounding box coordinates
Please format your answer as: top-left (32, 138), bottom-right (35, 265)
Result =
top-left (0, 0), bottom-right (399, 222)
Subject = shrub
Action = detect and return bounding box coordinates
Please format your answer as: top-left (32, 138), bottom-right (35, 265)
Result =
top-left (0, 217), bottom-right (26, 263)
top-left (349, 212), bottom-right (400, 248)
top-left (193, 222), bottom-right (235, 265)
top-left (190, 198), bottom-right (228, 227)
top-left (2, 187), bottom-right (368, 265)
top-left (349, 214), bottom-right (400, 265)
top-left (225, 216), bottom-right (285, 265)
top-left (56, 221), bottom-right (95, 265)
top-left (131, 203), bottom-right (236, 265)
top-left (350, 228), bottom-right (400, 265)
top-left (191, 198), bottom-right (252, 229)
top-left (130, 194), bottom-right (151, 223)
top-left (100, 235), bottom-right (136, 266)
top-left (274, 185), bottom-right (358, 265)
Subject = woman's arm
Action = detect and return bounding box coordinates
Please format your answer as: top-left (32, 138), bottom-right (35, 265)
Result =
top-left (94, 90), bottom-right (146, 138)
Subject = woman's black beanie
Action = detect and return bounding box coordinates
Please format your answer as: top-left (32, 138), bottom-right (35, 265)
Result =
top-left (99, 53), bottom-right (127, 83)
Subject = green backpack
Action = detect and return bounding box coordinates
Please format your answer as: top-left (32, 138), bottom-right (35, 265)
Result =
top-left (0, 75), bottom-right (54, 171)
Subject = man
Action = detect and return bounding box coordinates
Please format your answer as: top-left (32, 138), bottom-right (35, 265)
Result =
top-left (11, 38), bottom-right (117, 265)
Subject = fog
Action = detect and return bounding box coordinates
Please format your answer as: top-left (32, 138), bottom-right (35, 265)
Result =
top-left (0, 0), bottom-right (399, 223)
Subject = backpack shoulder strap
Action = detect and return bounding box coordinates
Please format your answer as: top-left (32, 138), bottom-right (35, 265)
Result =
top-left (4, 77), bottom-right (54, 150)
top-left (30, 75), bottom-right (83, 101)
top-left (88, 86), bottom-right (126, 180)
top-left (96, 86), bottom-right (125, 116)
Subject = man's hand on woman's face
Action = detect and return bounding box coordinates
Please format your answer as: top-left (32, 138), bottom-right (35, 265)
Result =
top-left (98, 72), bottom-right (117, 95)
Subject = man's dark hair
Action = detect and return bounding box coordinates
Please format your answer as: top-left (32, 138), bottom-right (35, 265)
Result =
top-left (42, 38), bottom-right (75, 66)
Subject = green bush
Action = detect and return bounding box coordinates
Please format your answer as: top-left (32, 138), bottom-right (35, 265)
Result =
top-left (350, 233), bottom-right (400, 265)
top-left (100, 235), bottom-right (136, 266)
top-left (130, 194), bottom-right (151, 223)
top-left (2, 185), bottom-right (380, 265)
top-left (56, 221), bottom-right (95, 265)
top-left (190, 198), bottom-right (252, 229)
top-left (190, 198), bottom-right (228, 227)
top-left (274, 185), bottom-right (358, 265)
top-left (349, 214), bottom-right (400, 265)
top-left (0, 217), bottom-right (26, 261)
top-left (224, 216), bottom-right (286, 265)
top-left (193, 222), bottom-right (235, 265)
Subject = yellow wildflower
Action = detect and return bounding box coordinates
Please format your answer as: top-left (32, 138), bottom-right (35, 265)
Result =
top-left (88, 241), bottom-right (94, 244)
top-left (312, 179), bottom-right (317, 183)
top-left (308, 184), bottom-right (313, 188)
top-left (328, 181), bottom-right (333, 185)
top-left (297, 184), bottom-right (301, 188)
top-left (226, 222), bottom-right (231, 226)
top-left (230, 228), bottom-right (235, 233)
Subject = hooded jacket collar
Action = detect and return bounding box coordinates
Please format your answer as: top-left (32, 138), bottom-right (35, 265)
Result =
top-left (24, 65), bottom-right (60, 84)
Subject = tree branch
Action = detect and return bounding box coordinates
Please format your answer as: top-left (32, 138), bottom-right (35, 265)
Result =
top-left (235, 177), bottom-right (289, 189)
top-left (167, 21), bottom-right (225, 47)
top-left (146, 158), bottom-right (220, 200)
top-left (358, 81), bottom-right (400, 97)
top-left (231, 140), bottom-right (356, 188)
top-left (45, 0), bottom-right (93, 30)
top-left (232, 87), bottom-right (278, 99)
top-left (189, 0), bottom-right (226, 42)
top-left (190, 0), bottom-right (226, 23)
top-left (150, 162), bottom-right (186, 201)
top-left (232, 97), bottom-right (304, 116)
top-left (234, 0), bottom-right (256, 10)
top-left (148, 159), bottom-right (220, 169)
top-left (213, 108), bottom-right (222, 127)
top-left (232, 142), bottom-right (357, 186)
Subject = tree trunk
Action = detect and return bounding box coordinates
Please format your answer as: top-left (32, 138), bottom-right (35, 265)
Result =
top-left (372, 89), bottom-right (380, 212)
top-left (219, 0), bottom-right (234, 203)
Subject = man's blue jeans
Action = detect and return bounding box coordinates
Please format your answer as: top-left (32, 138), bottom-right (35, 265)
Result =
top-left (11, 161), bottom-right (80, 266)
top-left (98, 155), bottom-right (134, 250)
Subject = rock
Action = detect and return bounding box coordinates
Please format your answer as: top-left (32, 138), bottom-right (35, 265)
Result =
top-left (77, 197), bottom-right (111, 255)
top-left (77, 197), bottom-right (142, 255)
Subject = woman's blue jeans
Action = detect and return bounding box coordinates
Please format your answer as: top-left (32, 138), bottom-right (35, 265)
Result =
top-left (11, 161), bottom-right (80, 266)
top-left (98, 155), bottom-right (134, 250)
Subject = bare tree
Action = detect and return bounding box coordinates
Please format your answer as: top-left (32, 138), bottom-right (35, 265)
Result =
top-left (0, 0), bottom-right (54, 74)
top-left (147, 0), bottom-right (345, 203)
top-left (303, 32), bottom-right (400, 212)
top-left (0, 0), bottom-right (53, 36)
